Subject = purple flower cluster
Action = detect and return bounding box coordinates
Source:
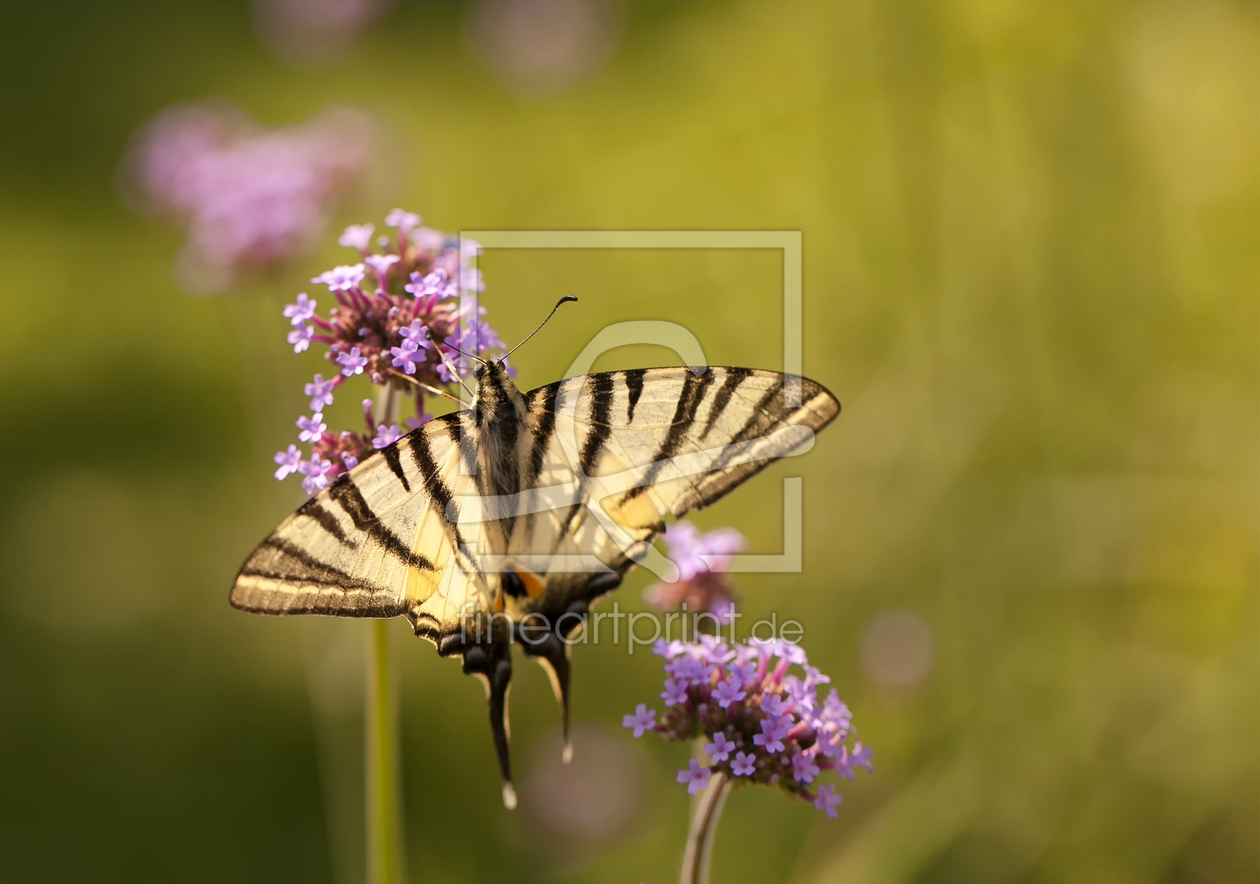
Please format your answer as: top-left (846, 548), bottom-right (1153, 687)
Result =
top-left (643, 521), bottom-right (745, 624)
top-left (274, 209), bottom-right (510, 494)
top-left (127, 101), bottom-right (375, 291)
top-left (622, 636), bottom-right (871, 817)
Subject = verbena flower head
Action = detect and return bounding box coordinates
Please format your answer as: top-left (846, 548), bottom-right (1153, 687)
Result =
top-left (624, 636), bottom-right (871, 817)
top-left (125, 101), bottom-right (375, 293)
top-left (271, 209), bottom-right (510, 493)
top-left (643, 520), bottom-right (745, 624)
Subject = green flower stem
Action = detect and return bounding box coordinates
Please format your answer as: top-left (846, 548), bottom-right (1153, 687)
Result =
top-left (680, 773), bottom-right (731, 884)
top-left (367, 387), bottom-right (405, 884)
top-left (366, 619), bottom-right (403, 884)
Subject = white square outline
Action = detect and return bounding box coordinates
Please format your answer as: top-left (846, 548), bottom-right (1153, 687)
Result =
top-left (460, 230), bottom-right (805, 573)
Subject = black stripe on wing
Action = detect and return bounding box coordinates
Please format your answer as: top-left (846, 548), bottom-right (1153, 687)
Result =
top-left (623, 368), bottom-right (647, 423)
top-left (236, 537), bottom-right (390, 596)
top-left (622, 366), bottom-right (715, 502)
top-left (405, 417), bottom-right (476, 569)
top-left (579, 372), bottom-right (616, 475)
top-left (296, 498), bottom-right (357, 547)
top-left (701, 366), bottom-right (753, 441)
top-left (327, 475), bottom-right (436, 571)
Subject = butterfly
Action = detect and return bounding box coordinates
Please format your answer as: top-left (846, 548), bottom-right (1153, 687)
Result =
top-left (231, 332), bottom-right (839, 807)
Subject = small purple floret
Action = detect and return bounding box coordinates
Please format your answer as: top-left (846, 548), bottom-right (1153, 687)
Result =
top-left (273, 444), bottom-right (303, 480)
top-left (372, 424), bottom-right (402, 449)
top-left (753, 717), bottom-right (789, 754)
top-left (288, 323), bottom-right (314, 353)
top-left (791, 750), bottom-right (820, 784)
top-left (661, 678), bottom-right (689, 706)
top-left (621, 703), bottom-right (656, 738)
top-left (705, 732), bottom-right (735, 763)
top-left (390, 338), bottom-right (424, 375)
top-left (312, 263), bottom-right (365, 292)
top-left (337, 346), bottom-right (368, 377)
top-left (305, 374), bottom-right (336, 411)
top-left (731, 751), bottom-right (756, 777)
top-left (283, 292), bottom-right (317, 326)
top-left (365, 253), bottom-right (399, 281)
top-left (338, 223), bottom-right (374, 251)
top-left (384, 208), bottom-right (421, 231)
top-left (299, 453), bottom-right (334, 495)
top-left (297, 412), bottom-right (326, 442)
top-left (760, 695), bottom-right (791, 717)
top-left (713, 680), bottom-right (746, 709)
top-left (813, 784), bottom-right (842, 818)
top-left (677, 759), bottom-right (711, 796)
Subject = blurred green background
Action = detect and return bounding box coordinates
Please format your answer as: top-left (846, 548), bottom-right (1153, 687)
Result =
top-left (0, 2), bottom-right (1256, 882)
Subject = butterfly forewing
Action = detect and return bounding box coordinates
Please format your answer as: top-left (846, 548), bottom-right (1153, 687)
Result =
top-left (230, 412), bottom-right (493, 634)
top-left (509, 367), bottom-right (838, 576)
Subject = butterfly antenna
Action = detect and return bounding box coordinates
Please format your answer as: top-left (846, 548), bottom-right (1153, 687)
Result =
top-left (425, 329), bottom-right (477, 399)
top-left (502, 296), bottom-right (578, 362)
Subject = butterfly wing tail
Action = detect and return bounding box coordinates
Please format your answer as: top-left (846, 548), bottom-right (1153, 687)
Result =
top-left (522, 633), bottom-right (573, 763)
top-left (453, 624), bottom-right (516, 808)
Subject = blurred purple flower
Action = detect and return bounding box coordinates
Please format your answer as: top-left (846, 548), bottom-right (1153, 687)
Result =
top-left (125, 102), bottom-right (375, 293)
top-left (385, 208), bottom-right (421, 231)
top-left (665, 521), bottom-right (744, 580)
top-left (469, 0), bottom-right (621, 97)
top-left (412, 227), bottom-right (446, 253)
top-left (338, 223), bottom-right (375, 251)
top-left (643, 520), bottom-right (745, 623)
top-left (252, 0), bottom-right (392, 65)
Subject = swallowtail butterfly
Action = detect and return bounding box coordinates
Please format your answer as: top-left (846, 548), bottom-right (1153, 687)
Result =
top-left (231, 319), bottom-right (839, 806)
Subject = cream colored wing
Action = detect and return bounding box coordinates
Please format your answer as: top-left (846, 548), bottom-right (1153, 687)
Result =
top-left (506, 366), bottom-right (839, 577)
top-left (230, 411), bottom-right (491, 644)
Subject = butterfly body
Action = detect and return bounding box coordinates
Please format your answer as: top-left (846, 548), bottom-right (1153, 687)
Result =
top-left (232, 361), bottom-right (839, 803)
